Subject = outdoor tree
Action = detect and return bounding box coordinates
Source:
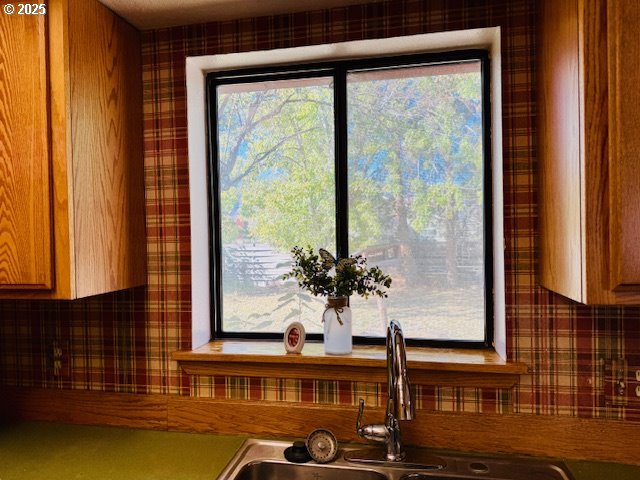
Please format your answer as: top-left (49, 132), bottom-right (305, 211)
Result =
top-left (347, 66), bottom-right (484, 286)
top-left (216, 63), bottom-right (483, 296)
top-left (217, 81), bottom-right (335, 252)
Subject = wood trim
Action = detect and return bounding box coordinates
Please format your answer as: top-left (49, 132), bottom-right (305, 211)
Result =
top-left (179, 361), bottom-right (521, 389)
top-left (47, 0), bottom-right (74, 299)
top-left (173, 341), bottom-right (528, 389)
top-left (168, 397), bottom-right (640, 465)
top-left (2, 387), bottom-right (640, 465)
top-left (0, 387), bottom-right (167, 430)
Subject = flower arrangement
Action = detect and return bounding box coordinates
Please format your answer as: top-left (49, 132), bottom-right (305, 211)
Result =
top-left (283, 246), bottom-right (392, 299)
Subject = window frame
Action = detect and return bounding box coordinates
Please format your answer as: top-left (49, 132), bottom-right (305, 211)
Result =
top-left (206, 49), bottom-right (493, 349)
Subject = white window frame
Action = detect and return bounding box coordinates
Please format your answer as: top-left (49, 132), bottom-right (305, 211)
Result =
top-left (186, 28), bottom-right (506, 358)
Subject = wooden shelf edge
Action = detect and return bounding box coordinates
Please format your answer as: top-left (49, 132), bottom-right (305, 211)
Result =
top-left (173, 340), bottom-right (529, 389)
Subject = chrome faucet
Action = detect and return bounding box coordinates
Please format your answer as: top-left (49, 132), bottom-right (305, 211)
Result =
top-left (354, 320), bottom-right (415, 462)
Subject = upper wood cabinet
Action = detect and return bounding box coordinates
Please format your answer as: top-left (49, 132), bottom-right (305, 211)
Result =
top-left (0, 12), bottom-right (52, 290)
top-left (0, 0), bottom-right (146, 299)
top-left (539, 0), bottom-right (640, 304)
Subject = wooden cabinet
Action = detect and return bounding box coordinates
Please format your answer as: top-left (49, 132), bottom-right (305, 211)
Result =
top-left (0, 0), bottom-right (145, 299)
top-left (539, 0), bottom-right (640, 304)
top-left (0, 13), bottom-right (52, 290)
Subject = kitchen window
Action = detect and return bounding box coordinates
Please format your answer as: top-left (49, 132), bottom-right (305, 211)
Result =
top-left (207, 50), bottom-right (493, 348)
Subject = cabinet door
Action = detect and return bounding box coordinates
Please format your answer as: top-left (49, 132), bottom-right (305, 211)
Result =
top-left (608, 0), bottom-right (640, 291)
top-left (0, 14), bottom-right (53, 289)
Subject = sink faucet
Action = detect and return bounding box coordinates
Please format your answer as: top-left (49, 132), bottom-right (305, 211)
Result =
top-left (355, 320), bottom-right (415, 462)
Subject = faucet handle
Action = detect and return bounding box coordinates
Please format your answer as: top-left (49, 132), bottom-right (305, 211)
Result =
top-left (356, 398), bottom-right (389, 442)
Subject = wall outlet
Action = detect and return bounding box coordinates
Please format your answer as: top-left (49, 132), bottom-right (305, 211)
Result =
top-left (52, 342), bottom-right (63, 376)
top-left (604, 358), bottom-right (640, 407)
top-left (49, 340), bottom-right (69, 379)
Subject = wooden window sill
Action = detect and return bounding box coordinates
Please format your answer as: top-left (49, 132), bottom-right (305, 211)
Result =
top-left (172, 341), bottom-right (529, 389)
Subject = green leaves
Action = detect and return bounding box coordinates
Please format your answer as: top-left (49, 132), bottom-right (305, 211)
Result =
top-left (283, 246), bottom-right (392, 299)
top-left (218, 82), bottom-right (335, 251)
top-left (218, 63), bottom-right (484, 293)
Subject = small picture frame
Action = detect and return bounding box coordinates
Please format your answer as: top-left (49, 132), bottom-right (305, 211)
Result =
top-left (284, 322), bottom-right (305, 354)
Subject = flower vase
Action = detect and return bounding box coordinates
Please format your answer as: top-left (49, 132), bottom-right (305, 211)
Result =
top-left (322, 296), bottom-right (352, 355)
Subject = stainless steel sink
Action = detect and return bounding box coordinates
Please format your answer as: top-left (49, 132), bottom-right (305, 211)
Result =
top-left (231, 461), bottom-right (388, 480)
top-left (217, 439), bottom-right (575, 480)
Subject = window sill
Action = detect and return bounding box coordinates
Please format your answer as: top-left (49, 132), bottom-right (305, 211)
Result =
top-left (172, 341), bottom-right (529, 388)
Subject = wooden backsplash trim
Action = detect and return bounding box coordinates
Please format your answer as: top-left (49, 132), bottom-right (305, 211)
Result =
top-left (0, 387), bottom-right (168, 429)
top-left (2, 387), bottom-right (639, 465)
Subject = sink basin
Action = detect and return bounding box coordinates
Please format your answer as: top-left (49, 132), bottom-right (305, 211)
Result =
top-left (233, 461), bottom-right (388, 480)
top-left (217, 439), bottom-right (575, 480)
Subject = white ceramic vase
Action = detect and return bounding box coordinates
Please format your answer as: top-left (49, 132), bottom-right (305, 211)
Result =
top-left (322, 296), bottom-right (352, 355)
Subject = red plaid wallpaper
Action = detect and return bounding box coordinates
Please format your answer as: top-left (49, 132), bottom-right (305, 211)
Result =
top-left (1, 0), bottom-right (640, 422)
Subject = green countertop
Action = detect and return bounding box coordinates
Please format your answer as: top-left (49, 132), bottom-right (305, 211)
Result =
top-left (0, 422), bottom-right (246, 480)
top-left (567, 461), bottom-right (640, 480)
top-left (1, 422), bottom-right (639, 480)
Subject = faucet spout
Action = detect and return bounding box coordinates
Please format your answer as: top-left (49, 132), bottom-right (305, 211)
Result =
top-left (353, 320), bottom-right (415, 462)
top-left (387, 320), bottom-right (415, 422)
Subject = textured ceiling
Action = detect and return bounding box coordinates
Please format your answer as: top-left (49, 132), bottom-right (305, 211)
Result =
top-left (98, 0), bottom-right (377, 30)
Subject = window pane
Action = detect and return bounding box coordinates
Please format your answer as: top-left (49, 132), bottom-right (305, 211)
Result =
top-left (216, 77), bottom-right (335, 335)
top-left (347, 61), bottom-right (486, 341)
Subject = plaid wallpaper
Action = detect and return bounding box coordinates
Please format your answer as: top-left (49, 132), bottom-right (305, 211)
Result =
top-left (1, 0), bottom-right (640, 422)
